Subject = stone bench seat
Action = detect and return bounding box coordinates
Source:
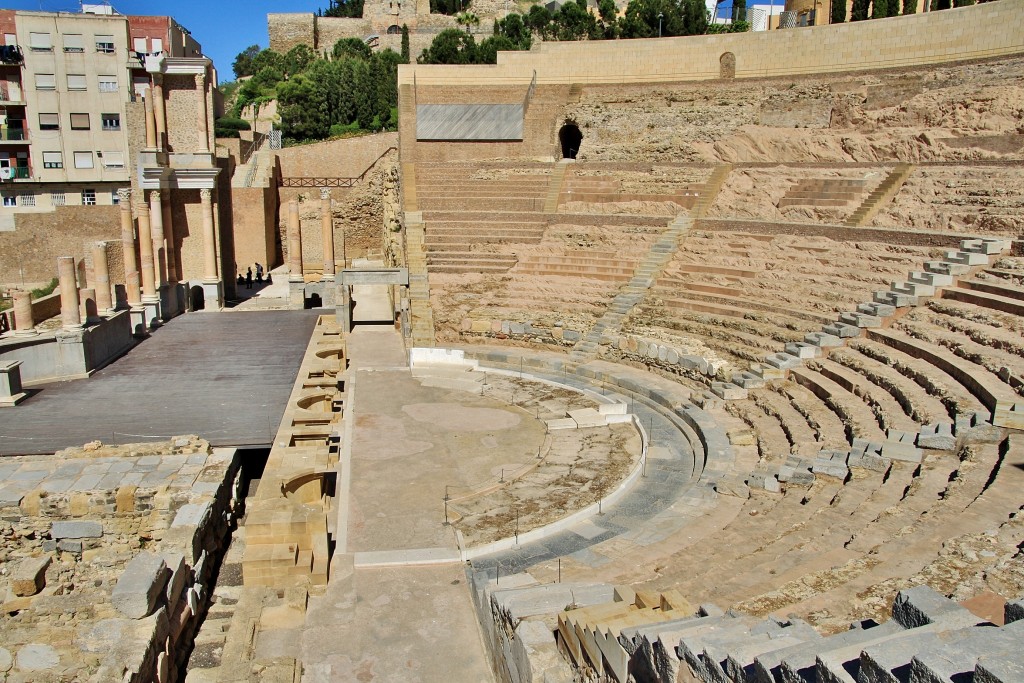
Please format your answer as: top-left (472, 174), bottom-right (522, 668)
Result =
top-left (789, 366), bottom-right (888, 442)
top-left (808, 358), bottom-right (923, 434)
top-left (941, 286), bottom-right (1024, 316)
top-left (649, 287), bottom-right (837, 327)
top-left (417, 196), bottom-right (545, 212)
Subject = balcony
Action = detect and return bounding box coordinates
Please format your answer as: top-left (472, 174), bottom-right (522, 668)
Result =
top-left (0, 128), bottom-right (28, 142)
top-left (0, 166), bottom-right (32, 181)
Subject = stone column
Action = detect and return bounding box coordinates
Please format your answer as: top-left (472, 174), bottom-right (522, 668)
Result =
top-left (201, 189), bottom-right (218, 282)
top-left (152, 74), bottom-right (167, 151)
top-left (11, 290), bottom-right (35, 336)
top-left (137, 204), bottom-right (157, 303)
top-left (320, 188), bottom-right (335, 281)
top-left (149, 190), bottom-right (166, 288)
top-left (287, 200), bottom-right (303, 283)
top-left (144, 93), bottom-right (157, 150)
top-left (58, 256), bottom-right (82, 330)
top-left (162, 193), bottom-right (177, 282)
top-left (195, 73), bottom-right (209, 154)
top-left (91, 241), bottom-right (113, 314)
top-left (119, 189), bottom-right (141, 307)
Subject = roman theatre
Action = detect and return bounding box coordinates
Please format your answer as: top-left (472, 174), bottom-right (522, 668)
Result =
top-left (2, 2), bottom-right (1024, 682)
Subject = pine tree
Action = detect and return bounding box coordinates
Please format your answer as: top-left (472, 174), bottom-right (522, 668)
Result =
top-left (831, 0), bottom-right (847, 23)
top-left (400, 24), bottom-right (410, 63)
top-left (851, 0), bottom-right (870, 19)
top-left (871, 0), bottom-right (888, 18)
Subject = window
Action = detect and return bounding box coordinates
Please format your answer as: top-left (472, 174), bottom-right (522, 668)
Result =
top-left (67, 74), bottom-right (86, 91)
top-left (95, 34), bottom-right (115, 53)
top-left (70, 113), bottom-right (90, 130)
top-left (28, 32), bottom-right (51, 51)
top-left (38, 113), bottom-right (59, 130)
top-left (63, 34), bottom-right (83, 52)
top-left (102, 151), bottom-right (123, 168)
top-left (18, 192), bottom-right (35, 207)
top-left (132, 37), bottom-right (147, 53)
top-left (42, 151), bottom-right (63, 169)
top-left (51, 192), bottom-right (65, 206)
top-left (98, 75), bottom-right (118, 93)
top-left (34, 73), bottom-right (55, 91)
top-left (2, 194), bottom-right (15, 207)
top-left (111, 190), bottom-right (119, 205)
top-left (4, 34), bottom-right (16, 47)
top-left (101, 113), bottom-right (119, 131)
top-left (152, 38), bottom-right (163, 53)
top-left (82, 189), bottom-right (96, 205)
top-left (73, 151), bottom-right (93, 169)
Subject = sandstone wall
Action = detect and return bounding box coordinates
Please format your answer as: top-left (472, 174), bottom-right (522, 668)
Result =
top-left (0, 206), bottom-right (121, 288)
top-left (165, 73), bottom-right (214, 155)
top-left (232, 185), bottom-right (280, 273)
top-left (399, 2), bottom-right (1024, 86)
top-left (267, 13), bottom-right (316, 54)
top-left (276, 132), bottom-right (398, 179)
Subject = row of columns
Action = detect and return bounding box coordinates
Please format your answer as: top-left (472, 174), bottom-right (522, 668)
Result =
top-left (286, 189), bottom-right (344, 283)
top-left (142, 73), bottom-right (209, 155)
top-left (5, 184), bottom-right (220, 337)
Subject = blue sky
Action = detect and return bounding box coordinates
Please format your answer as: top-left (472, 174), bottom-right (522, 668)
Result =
top-left (2, 0), bottom-right (319, 83)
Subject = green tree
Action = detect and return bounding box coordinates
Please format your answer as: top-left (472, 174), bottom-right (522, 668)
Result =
top-left (732, 0), bottom-right (746, 22)
top-left (214, 116), bottom-right (251, 138)
top-left (232, 44), bottom-right (260, 79)
top-left (495, 13), bottom-right (533, 49)
top-left (333, 37), bottom-right (372, 61)
top-left (554, 0), bottom-right (600, 40)
top-left (430, 0), bottom-right (467, 14)
top-left (931, 0), bottom-right (951, 9)
top-left (683, 0), bottom-right (707, 33)
top-left (598, 0), bottom-right (620, 37)
top-left (832, 0), bottom-right (847, 22)
top-left (456, 11), bottom-right (481, 33)
top-left (401, 24), bottom-right (410, 62)
top-left (525, 4), bottom-right (554, 38)
top-left (477, 34), bottom-right (516, 63)
top-left (952, 0), bottom-right (974, 5)
top-left (902, 0), bottom-right (917, 13)
top-left (871, 0), bottom-right (888, 17)
top-left (418, 28), bottom-right (478, 63)
top-left (284, 44), bottom-right (316, 74)
top-left (322, 0), bottom-right (364, 18)
top-left (851, 0), bottom-right (870, 19)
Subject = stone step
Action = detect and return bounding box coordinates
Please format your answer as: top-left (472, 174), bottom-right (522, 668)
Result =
top-left (784, 342), bottom-right (821, 359)
top-left (857, 301), bottom-right (896, 318)
top-left (823, 322), bottom-right (863, 339)
top-left (874, 290), bottom-right (919, 308)
top-left (925, 260), bottom-right (971, 276)
top-left (891, 280), bottom-right (935, 297)
top-left (804, 331), bottom-right (843, 348)
top-left (908, 271), bottom-right (954, 287)
top-left (839, 311), bottom-right (883, 328)
top-left (944, 250), bottom-right (989, 266)
top-left (764, 352), bottom-right (802, 370)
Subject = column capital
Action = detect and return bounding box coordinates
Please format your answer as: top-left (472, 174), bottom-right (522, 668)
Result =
top-left (149, 189), bottom-right (161, 202)
top-left (319, 187), bottom-right (332, 200)
top-left (200, 188), bottom-right (212, 201)
top-left (117, 188), bottom-right (133, 205)
top-left (194, 72), bottom-right (206, 89)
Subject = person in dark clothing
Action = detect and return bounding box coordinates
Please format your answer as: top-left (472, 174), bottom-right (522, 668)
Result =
top-left (245, 267), bottom-right (253, 290)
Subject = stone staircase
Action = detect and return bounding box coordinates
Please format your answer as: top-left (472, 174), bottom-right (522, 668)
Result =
top-left (544, 159), bottom-right (571, 213)
top-left (843, 163), bottom-right (915, 227)
top-left (570, 164), bottom-right (732, 362)
top-left (231, 139), bottom-right (273, 189)
top-left (405, 211), bottom-right (435, 348)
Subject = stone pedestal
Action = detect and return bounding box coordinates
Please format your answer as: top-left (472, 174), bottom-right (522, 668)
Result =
top-left (289, 282), bottom-right (306, 309)
top-left (0, 360), bottom-right (27, 407)
top-left (199, 281), bottom-right (224, 311)
top-left (142, 299), bottom-right (162, 330)
top-left (129, 307), bottom-right (149, 337)
top-left (338, 285), bottom-right (352, 334)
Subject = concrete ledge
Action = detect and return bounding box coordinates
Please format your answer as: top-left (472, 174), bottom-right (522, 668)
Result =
top-left (353, 547), bottom-right (462, 568)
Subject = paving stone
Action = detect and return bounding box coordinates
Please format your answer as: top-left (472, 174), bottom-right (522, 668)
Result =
top-left (50, 521), bottom-right (103, 539)
top-left (111, 551), bottom-right (168, 619)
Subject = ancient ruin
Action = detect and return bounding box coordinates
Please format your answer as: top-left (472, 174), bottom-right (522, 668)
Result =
top-left (1, 1), bottom-right (1024, 681)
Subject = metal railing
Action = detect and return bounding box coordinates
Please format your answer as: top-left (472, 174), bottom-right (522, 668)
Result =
top-left (523, 70), bottom-right (537, 116)
top-left (240, 131), bottom-right (268, 166)
top-left (0, 128), bottom-right (27, 141)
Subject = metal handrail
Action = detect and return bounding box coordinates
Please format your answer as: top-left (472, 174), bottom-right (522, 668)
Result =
top-left (278, 145), bottom-right (397, 188)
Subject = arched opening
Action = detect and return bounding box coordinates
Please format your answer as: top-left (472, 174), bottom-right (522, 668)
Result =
top-left (190, 285), bottom-right (205, 311)
top-left (387, 24), bottom-right (401, 34)
top-left (558, 123), bottom-right (582, 160)
top-left (720, 52), bottom-right (736, 79)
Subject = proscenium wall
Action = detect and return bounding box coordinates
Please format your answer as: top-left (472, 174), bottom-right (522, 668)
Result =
top-left (0, 206), bottom-right (120, 287)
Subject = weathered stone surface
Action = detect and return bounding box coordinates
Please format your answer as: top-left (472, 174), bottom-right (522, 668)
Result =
top-left (892, 586), bottom-right (978, 629)
top-left (111, 551), bottom-right (169, 619)
top-left (15, 643), bottom-right (59, 671)
top-left (0, 647), bottom-right (11, 672)
top-left (1005, 598), bottom-right (1024, 624)
top-left (50, 520), bottom-right (103, 539)
top-left (10, 555), bottom-right (50, 597)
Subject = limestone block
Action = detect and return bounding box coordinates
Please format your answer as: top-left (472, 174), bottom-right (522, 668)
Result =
top-left (172, 501), bottom-right (212, 529)
top-left (858, 301), bottom-right (896, 318)
top-left (909, 271), bottom-right (953, 287)
top-left (510, 322), bottom-right (526, 335)
top-left (992, 402), bottom-right (1024, 430)
top-left (812, 459), bottom-right (848, 480)
top-left (944, 250), bottom-right (988, 266)
top-left (925, 260), bottom-right (970, 276)
top-left (874, 290), bottom-right (918, 307)
top-left (1005, 599), bottom-right (1024, 624)
top-left (881, 441), bottom-right (922, 463)
top-left (51, 521), bottom-right (103, 539)
top-left (784, 342), bottom-right (820, 359)
top-left (847, 453), bottom-right (890, 472)
top-left (470, 320), bottom-right (491, 333)
top-left (546, 418), bottom-right (578, 431)
top-left (10, 555), bottom-right (50, 596)
top-left (823, 322), bottom-right (862, 338)
top-left (764, 353), bottom-right (801, 370)
top-left (839, 311), bottom-right (882, 328)
top-left (892, 586), bottom-right (979, 629)
top-left (15, 643), bottom-right (59, 672)
top-left (711, 382), bottom-right (747, 400)
top-left (564, 330), bottom-right (582, 342)
top-left (974, 655), bottom-right (1024, 683)
top-left (0, 647), bottom-right (9, 673)
top-left (162, 552), bottom-right (189, 606)
top-left (804, 332), bottom-right (842, 348)
top-left (112, 551), bottom-right (169, 619)
top-left (917, 423), bottom-right (956, 451)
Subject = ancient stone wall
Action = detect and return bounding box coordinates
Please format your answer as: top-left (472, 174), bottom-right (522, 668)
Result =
top-left (275, 132), bottom-right (398, 179)
top-left (232, 185), bottom-right (280, 273)
top-left (267, 13), bottom-right (317, 54)
top-left (0, 206), bottom-right (120, 288)
top-left (165, 73), bottom-right (211, 155)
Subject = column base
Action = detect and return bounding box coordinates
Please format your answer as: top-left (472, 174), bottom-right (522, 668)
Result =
top-left (0, 360), bottom-right (27, 407)
top-left (159, 284), bottom-right (186, 321)
top-left (12, 329), bottom-right (39, 338)
top-left (199, 280), bottom-right (224, 311)
top-left (129, 307), bottom-right (149, 337)
top-left (289, 282), bottom-right (306, 308)
top-left (142, 298), bottom-right (162, 330)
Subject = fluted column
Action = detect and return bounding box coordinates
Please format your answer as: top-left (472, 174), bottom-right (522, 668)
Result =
top-left (149, 190), bottom-right (166, 287)
top-left (320, 188), bottom-right (335, 281)
top-left (162, 193), bottom-right (177, 282)
top-left (11, 290), bottom-right (35, 336)
top-left (58, 256), bottom-right (82, 330)
top-left (91, 241), bottom-right (113, 314)
top-left (152, 74), bottom-right (167, 151)
top-left (136, 204), bottom-right (157, 302)
top-left (201, 188), bottom-right (218, 282)
top-left (287, 199), bottom-right (303, 283)
top-left (119, 189), bottom-right (141, 307)
top-left (195, 73), bottom-right (209, 154)
top-left (144, 93), bottom-right (157, 150)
